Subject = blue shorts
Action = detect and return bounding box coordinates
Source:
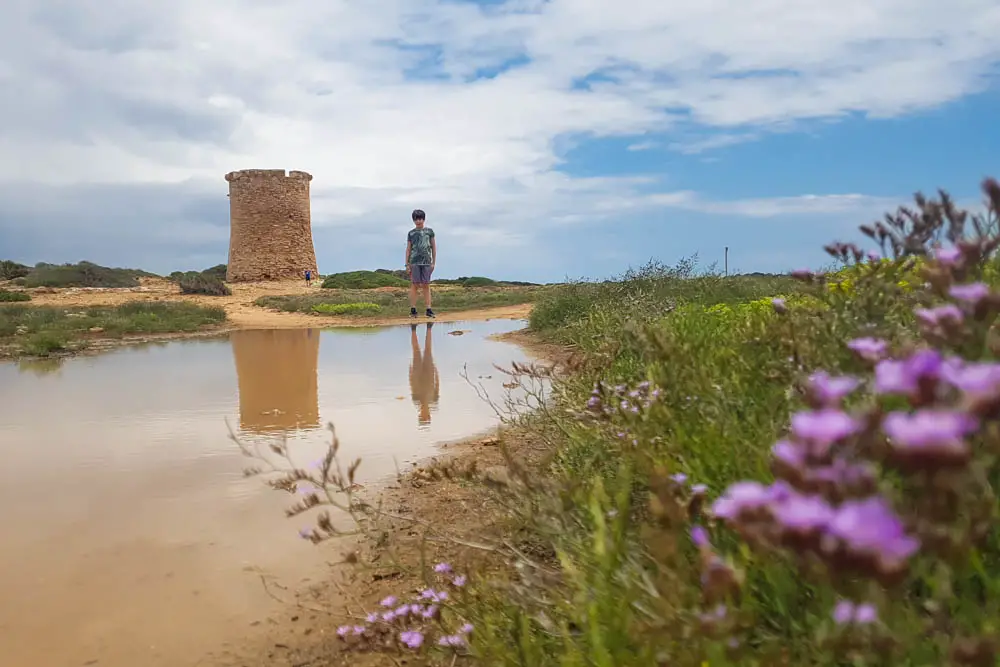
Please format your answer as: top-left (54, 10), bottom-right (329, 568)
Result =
top-left (410, 265), bottom-right (433, 285)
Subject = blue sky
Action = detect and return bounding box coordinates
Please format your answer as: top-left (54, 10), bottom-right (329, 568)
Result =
top-left (0, 0), bottom-right (998, 282)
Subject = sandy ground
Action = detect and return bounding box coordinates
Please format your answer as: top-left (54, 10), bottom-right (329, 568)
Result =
top-left (9, 277), bottom-right (534, 340)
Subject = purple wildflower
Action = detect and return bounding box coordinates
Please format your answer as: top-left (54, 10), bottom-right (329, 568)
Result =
top-left (380, 595), bottom-right (398, 608)
top-left (941, 360), bottom-right (1000, 395)
top-left (352, 625), bottom-right (366, 635)
top-left (366, 612), bottom-right (378, 623)
top-left (438, 634), bottom-right (465, 647)
top-left (790, 409), bottom-right (862, 446)
top-left (336, 625), bottom-right (350, 637)
top-left (854, 603), bottom-right (878, 624)
top-left (381, 611), bottom-right (396, 622)
top-left (712, 481), bottom-right (785, 521)
top-left (771, 493), bottom-right (834, 534)
top-left (915, 304), bottom-right (964, 327)
top-left (422, 605), bottom-right (439, 619)
top-left (670, 473), bottom-right (688, 485)
top-left (452, 575), bottom-right (467, 587)
top-left (395, 604), bottom-right (411, 617)
top-left (847, 337), bottom-right (888, 362)
top-left (807, 371), bottom-right (860, 405)
top-left (772, 297), bottom-right (787, 314)
top-left (691, 525), bottom-right (710, 548)
top-left (949, 282), bottom-right (990, 304)
top-left (691, 483), bottom-right (708, 495)
top-left (935, 246), bottom-right (962, 266)
top-left (832, 600), bottom-right (853, 624)
top-left (827, 496), bottom-right (920, 568)
top-left (874, 349), bottom-right (943, 395)
top-left (460, 622), bottom-right (474, 634)
top-left (400, 630), bottom-right (424, 648)
top-left (772, 440), bottom-right (806, 470)
top-left (882, 410), bottom-right (977, 463)
top-left (434, 562), bottom-right (452, 574)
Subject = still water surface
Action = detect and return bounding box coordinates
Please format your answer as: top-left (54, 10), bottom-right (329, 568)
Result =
top-left (0, 319), bottom-right (532, 666)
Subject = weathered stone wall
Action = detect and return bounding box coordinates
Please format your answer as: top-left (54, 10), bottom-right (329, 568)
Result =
top-left (225, 169), bottom-right (318, 282)
top-left (231, 328), bottom-right (320, 434)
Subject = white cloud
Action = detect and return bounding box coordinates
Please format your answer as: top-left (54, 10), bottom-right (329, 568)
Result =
top-left (0, 0), bottom-right (998, 270)
top-left (645, 191), bottom-right (900, 218)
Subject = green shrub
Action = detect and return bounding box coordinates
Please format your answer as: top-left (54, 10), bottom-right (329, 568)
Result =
top-left (0, 289), bottom-right (30, 302)
top-left (321, 271), bottom-right (409, 289)
top-left (19, 331), bottom-right (68, 356)
top-left (311, 302), bottom-right (381, 315)
top-left (0, 260), bottom-right (30, 280)
top-left (176, 272), bottom-right (232, 296)
top-left (201, 264), bottom-right (228, 281)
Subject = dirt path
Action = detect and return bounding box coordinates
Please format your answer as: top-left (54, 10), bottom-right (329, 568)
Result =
top-left (16, 277), bottom-right (534, 332)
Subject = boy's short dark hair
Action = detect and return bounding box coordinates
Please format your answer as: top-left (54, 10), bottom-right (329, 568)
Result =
top-left (411, 209), bottom-right (425, 221)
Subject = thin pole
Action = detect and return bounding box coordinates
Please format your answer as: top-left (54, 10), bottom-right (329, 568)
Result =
top-left (724, 247), bottom-right (729, 277)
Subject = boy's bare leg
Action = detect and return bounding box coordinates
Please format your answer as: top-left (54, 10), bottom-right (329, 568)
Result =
top-left (422, 283), bottom-right (432, 309)
top-left (409, 282), bottom-right (418, 309)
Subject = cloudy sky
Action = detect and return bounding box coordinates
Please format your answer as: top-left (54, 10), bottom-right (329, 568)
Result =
top-left (1, 0), bottom-right (998, 282)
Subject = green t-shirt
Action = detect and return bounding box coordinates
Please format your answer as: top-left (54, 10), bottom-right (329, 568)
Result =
top-left (407, 227), bottom-right (435, 265)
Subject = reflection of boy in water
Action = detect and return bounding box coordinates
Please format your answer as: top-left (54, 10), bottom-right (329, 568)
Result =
top-left (409, 322), bottom-right (440, 425)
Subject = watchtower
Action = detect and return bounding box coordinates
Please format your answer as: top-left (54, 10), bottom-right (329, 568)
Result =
top-left (224, 169), bottom-right (319, 282)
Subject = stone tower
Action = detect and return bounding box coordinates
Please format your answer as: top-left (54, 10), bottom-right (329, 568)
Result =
top-left (224, 169), bottom-right (319, 282)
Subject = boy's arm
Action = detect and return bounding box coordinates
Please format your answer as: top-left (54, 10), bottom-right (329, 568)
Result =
top-left (431, 236), bottom-right (437, 267)
top-left (405, 240), bottom-right (411, 268)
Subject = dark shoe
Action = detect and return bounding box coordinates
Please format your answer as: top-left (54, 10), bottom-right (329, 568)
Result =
top-left (410, 307), bottom-right (418, 318)
top-left (426, 308), bottom-right (435, 318)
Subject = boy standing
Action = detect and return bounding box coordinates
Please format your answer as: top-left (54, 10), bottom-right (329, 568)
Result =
top-left (405, 209), bottom-right (436, 318)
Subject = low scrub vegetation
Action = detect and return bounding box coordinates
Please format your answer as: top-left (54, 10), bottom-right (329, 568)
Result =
top-left (0, 289), bottom-right (30, 302)
top-left (17, 261), bottom-right (156, 289)
top-left (175, 272), bottom-right (232, 296)
top-left (312, 302), bottom-right (382, 315)
top-left (257, 285), bottom-right (545, 318)
top-left (258, 178), bottom-right (1000, 665)
top-left (0, 260), bottom-right (30, 280)
top-left (168, 264), bottom-right (228, 283)
top-left (321, 270), bottom-right (409, 289)
top-left (0, 302), bottom-right (227, 357)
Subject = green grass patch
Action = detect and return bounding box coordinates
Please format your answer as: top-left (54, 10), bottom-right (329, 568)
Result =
top-left (311, 302), bottom-right (381, 315)
top-left (0, 301), bottom-right (227, 357)
top-left (257, 285), bottom-right (545, 318)
top-left (321, 270), bottom-right (409, 289)
top-left (0, 289), bottom-right (30, 302)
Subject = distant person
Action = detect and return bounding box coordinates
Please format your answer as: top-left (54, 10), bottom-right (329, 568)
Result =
top-left (304, 269), bottom-right (312, 286)
top-left (405, 209), bottom-right (436, 318)
top-left (409, 322), bottom-right (440, 426)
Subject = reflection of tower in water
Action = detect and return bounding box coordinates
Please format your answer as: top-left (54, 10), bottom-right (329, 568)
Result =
top-left (231, 329), bottom-right (320, 433)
